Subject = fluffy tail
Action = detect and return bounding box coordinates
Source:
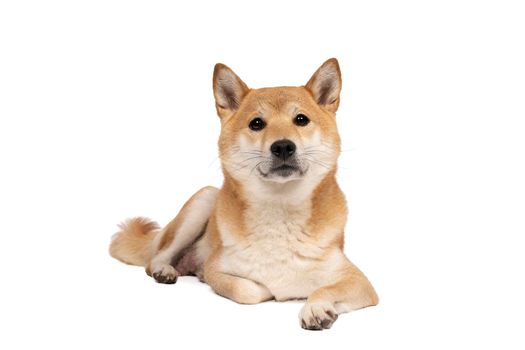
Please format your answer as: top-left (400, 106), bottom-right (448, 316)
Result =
top-left (109, 217), bottom-right (159, 266)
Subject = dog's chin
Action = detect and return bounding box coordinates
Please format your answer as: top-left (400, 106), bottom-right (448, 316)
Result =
top-left (258, 165), bottom-right (307, 183)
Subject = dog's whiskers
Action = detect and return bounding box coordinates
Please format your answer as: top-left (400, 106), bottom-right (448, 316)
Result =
top-left (250, 160), bottom-right (270, 176)
top-left (302, 155), bottom-right (332, 170)
top-left (221, 154), bottom-right (272, 174)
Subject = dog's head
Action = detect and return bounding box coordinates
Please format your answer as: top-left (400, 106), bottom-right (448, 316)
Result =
top-left (214, 59), bottom-right (342, 185)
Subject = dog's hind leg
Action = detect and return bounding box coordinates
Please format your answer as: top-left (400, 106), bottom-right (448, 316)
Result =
top-left (146, 186), bottom-right (219, 284)
top-left (204, 266), bottom-right (274, 304)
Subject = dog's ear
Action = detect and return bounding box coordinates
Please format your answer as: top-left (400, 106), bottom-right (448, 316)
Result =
top-left (213, 63), bottom-right (250, 119)
top-left (305, 58), bottom-right (342, 113)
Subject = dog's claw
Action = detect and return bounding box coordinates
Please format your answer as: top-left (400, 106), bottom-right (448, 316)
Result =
top-left (153, 272), bottom-right (177, 284)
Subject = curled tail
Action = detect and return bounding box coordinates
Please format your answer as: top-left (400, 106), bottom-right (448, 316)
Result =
top-left (109, 217), bottom-right (159, 266)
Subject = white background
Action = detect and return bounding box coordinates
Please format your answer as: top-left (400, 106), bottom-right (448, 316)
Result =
top-left (1, 0), bottom-right (524, 348)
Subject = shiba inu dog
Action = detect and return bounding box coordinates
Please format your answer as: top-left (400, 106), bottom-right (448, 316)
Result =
top-left (109, 58), bottom-right (378, 330)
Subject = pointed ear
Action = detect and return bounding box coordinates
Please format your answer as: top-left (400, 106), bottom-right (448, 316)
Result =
top-left (213, 63), bottom-right (250, 119)
top-left (305, 58), bottom-right (342, 113)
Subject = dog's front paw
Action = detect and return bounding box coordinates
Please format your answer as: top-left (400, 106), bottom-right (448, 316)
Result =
top-left (299, 301), bottom-right (338, 330)
top-left (151, 264), bottom-right (179, 284)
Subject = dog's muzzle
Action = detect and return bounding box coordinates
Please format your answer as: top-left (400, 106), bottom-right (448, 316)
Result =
top-left (264, 139), bottom-right (303, 178)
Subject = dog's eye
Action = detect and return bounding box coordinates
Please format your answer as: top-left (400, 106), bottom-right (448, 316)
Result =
top-left (249, 117), bottom-right (266, 131)
top-left (294, 114), bottom-right (310, 127)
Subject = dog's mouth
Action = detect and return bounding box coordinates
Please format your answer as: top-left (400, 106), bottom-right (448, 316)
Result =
top-left (270, 164), bottom-right (299, 177)
top-left (257, 162), bottom-right (307, 180)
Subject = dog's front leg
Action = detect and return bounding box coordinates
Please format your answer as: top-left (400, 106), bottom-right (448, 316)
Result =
top-left (300, 259), bottom-right (378, 330)
top-left (204, 268), bottom-right (273, 305)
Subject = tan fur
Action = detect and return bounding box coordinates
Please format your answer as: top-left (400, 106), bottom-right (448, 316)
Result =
top-left (109, 217), bottom-right (159, 266)
top-left (156, 186), bottom-right (217, 251)
top-left (109, 58), bottom-right (378, 330)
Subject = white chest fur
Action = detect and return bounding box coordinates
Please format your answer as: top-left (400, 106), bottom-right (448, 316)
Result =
top-left (218, 199), bottom-right (341, 300)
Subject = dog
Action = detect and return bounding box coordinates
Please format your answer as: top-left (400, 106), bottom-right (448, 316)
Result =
top-left (109, 58), bottom-right (378, 330)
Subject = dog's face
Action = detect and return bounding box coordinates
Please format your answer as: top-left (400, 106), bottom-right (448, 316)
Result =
top-left (214, 59), bottom-right (342, 185)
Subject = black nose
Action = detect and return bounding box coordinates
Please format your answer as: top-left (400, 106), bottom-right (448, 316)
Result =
top-left (270, 139), bottom-right (296, 161)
